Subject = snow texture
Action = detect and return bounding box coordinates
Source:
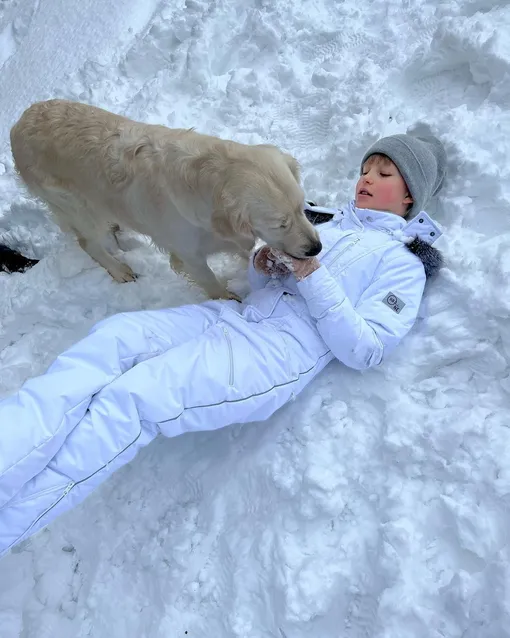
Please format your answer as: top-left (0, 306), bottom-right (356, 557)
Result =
top-left (1, 0), bottom-right (510, 636)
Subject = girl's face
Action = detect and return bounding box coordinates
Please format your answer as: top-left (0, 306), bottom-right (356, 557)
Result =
top-left (355, 155), bottom-right (413, 217)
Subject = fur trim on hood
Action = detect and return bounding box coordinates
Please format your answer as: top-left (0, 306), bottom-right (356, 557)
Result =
top-left (405, 237), bottom-right (443, 278)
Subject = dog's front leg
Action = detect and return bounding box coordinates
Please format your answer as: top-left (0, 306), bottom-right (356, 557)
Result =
top-left (233, 236), bottom-right (256, 261)
top-left (77, 234), bottom-right (136, 283)
top-left (170, 252), bottom-right (232, 299)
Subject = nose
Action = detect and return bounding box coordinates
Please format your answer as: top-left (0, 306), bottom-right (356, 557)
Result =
top-left (305, 240), bottom-right (322, 257)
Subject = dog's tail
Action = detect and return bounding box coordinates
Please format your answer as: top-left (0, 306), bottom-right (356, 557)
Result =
top-left (0, 244), bottom-right (39, 273)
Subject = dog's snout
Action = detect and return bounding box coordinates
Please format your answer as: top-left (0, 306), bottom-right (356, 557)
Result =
top-left (305, 241), bottom-right (322, 257)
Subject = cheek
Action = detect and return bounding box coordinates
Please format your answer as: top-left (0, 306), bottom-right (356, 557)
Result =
top-left (376, 181), bottom-right (403, 203)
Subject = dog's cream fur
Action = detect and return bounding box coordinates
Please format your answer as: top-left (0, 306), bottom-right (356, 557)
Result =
top-left (10, 99), bottom-right (321, 298)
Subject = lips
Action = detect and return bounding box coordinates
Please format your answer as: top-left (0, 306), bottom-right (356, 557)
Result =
top-left (358, 189), bottom-right (372, 196)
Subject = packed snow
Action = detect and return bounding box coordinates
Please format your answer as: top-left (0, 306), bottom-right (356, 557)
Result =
top-left (1, 0), bottom-right (510, 636)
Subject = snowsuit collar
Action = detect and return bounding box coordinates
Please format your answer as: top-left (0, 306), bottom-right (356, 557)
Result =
top-left (335, 200), bottom-right (443, 245)
top-left (305, 200), bottom-right (444, 280)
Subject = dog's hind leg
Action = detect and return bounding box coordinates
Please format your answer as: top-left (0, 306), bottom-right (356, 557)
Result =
top-left (45, 196), bottom-right (136, 283)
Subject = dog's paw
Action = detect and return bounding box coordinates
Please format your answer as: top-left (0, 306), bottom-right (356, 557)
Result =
top-left (108, 261), bottom-right (137, 283)
top-left (207, 288), bottom-right (241, 301)
top-left (226, 291), bottom-right (242, 302)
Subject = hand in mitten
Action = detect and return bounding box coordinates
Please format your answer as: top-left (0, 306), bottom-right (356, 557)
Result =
top-left (253, 246), bottom-right (292, 277)
top-left (254, 246), bottom-right (321, 281)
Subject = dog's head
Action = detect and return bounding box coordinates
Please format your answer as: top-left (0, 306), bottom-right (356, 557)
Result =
top-left (212, 145), bottom-right (322, 259)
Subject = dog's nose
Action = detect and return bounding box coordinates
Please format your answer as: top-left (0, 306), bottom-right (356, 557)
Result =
top-left (305, 241), bottom-right (322, 257)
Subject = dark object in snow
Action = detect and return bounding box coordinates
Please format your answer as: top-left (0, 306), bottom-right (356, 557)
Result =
top-left (304, 209), bottom-right (335, 225)
top-left (0, 244), bottom-right (39, 273)
top-left (304, 202), bottom-right (335, 225)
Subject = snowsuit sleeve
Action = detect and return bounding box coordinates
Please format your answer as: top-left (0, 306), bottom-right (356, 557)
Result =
top-left (296, 245), bottom-right (426, 370)
top-left (247, 247), bottom-right (271, 291)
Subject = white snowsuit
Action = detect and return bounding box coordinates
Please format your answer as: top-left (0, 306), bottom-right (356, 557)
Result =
top-left (0, 202), bottom-right (442, 556)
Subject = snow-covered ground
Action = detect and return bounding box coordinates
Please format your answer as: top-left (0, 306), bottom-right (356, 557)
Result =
top-left (1, 0), bottom-right (510, 636)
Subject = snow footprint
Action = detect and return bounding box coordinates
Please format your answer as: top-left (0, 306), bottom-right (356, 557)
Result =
top-left (275, 97), bottom-right (335, 151)
top-left (299, 30), bottom-right (375, 67)
top-left (0, 21), bottom-right (16, 69)
top-left (0, 0), bottom-right (39, 71)
top-left (399, 11), bottom-right (510, 111)
top-left (210, 9), bottom-right (279, 77)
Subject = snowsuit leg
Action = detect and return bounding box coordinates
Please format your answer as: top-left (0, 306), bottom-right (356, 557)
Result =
top-left (0, 303), bottom-right (330, 556)
top-left (0, 302), bottom-right (229, 552)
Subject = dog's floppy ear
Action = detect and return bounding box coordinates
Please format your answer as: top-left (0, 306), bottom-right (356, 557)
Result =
top-left (257, 144), bottom-right (301, 184)
top-left (281, 152), bottom-right (301, 184)
top-left (212, 187), bottom-right (253, 239)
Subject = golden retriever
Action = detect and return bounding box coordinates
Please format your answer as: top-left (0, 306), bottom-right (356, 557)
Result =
top-left (10, 99), bottom-right (321, 298)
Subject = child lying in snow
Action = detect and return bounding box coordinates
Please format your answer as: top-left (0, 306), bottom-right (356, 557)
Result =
top-left (0, 133), bottom-right (446, 556)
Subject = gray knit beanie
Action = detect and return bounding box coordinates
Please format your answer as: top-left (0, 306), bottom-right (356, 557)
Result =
top-left (360, 134), bottom-right (447, 214)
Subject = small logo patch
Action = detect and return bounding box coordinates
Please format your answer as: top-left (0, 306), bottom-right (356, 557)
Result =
top-left (383, 292), bottom-right (406, 314)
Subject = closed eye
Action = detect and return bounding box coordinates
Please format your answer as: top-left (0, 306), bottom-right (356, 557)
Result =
top-left (380, 173), bottom-right (392, 177)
